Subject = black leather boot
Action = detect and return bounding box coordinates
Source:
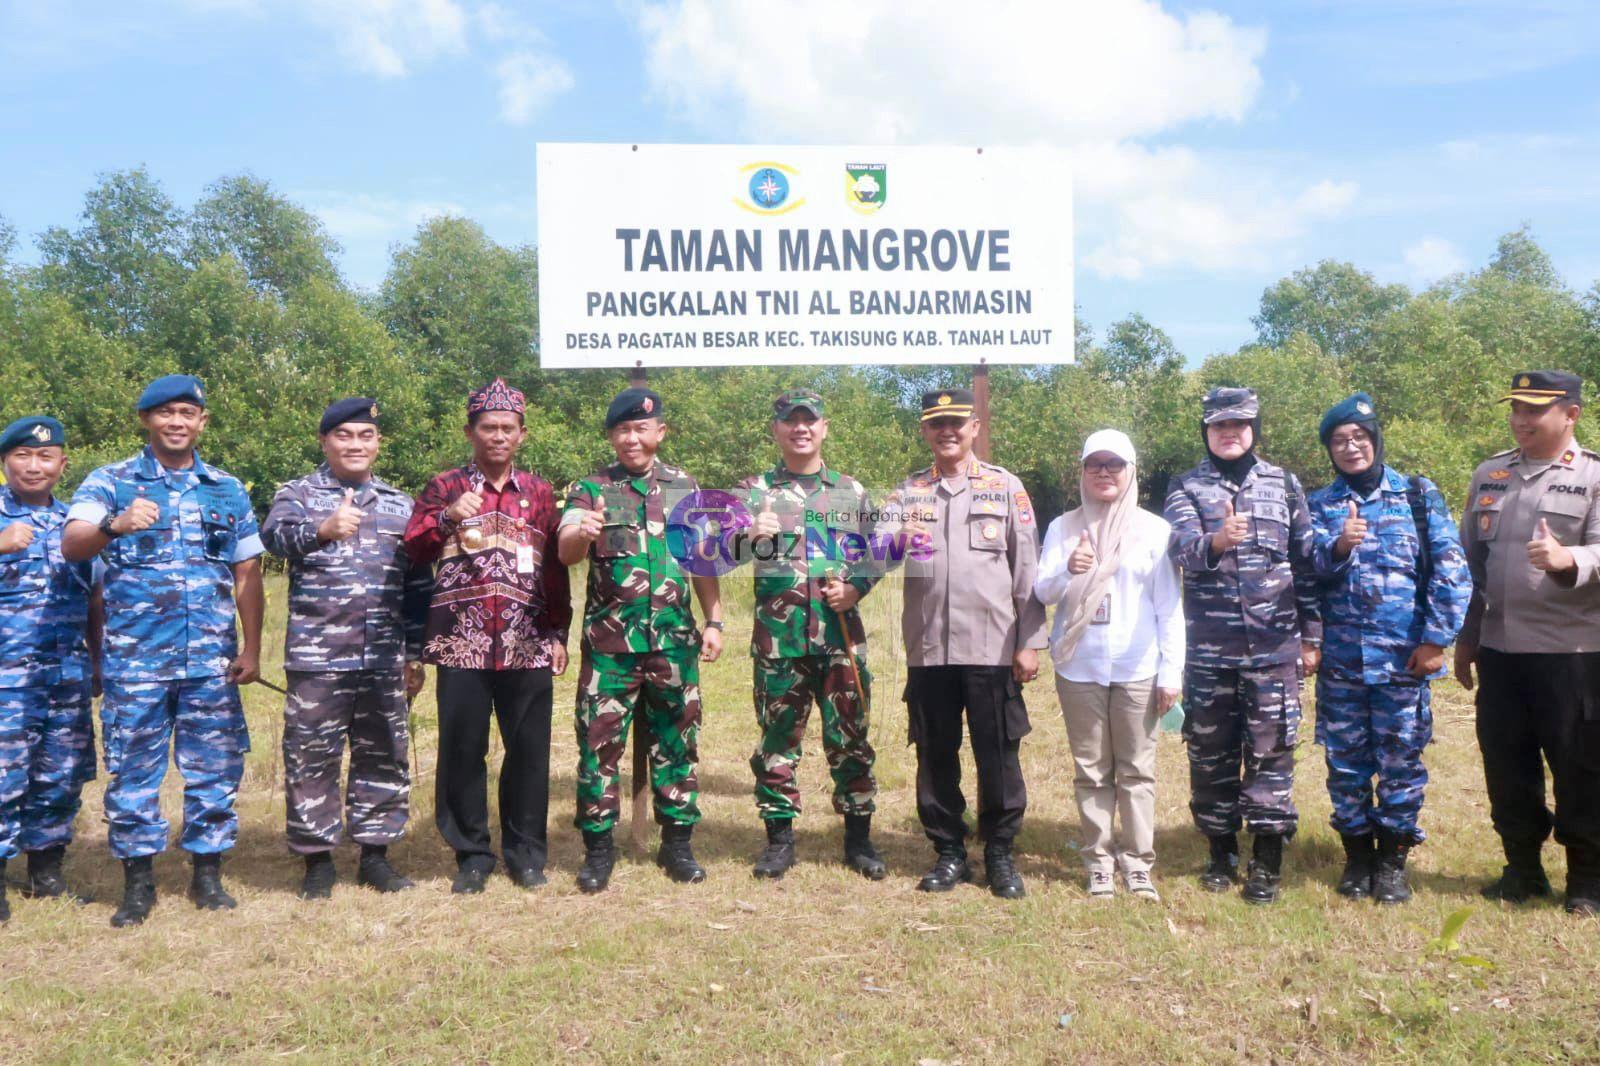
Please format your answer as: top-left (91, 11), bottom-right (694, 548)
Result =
top-left (1199, 832), bottom-right (1240, 892)
top-left (842, 813), bottom-right (886, 881)
top-left (656, 823), bottom-right (706, 884)
top-left (1241, 834), bottom-right (1284, 904)
top-left (752, 819), bottom-right (796, 880)
top-left (358, 844), bottom-right (415, 893)
top-left (1336, 833), bottom-right (1375, 900)
top-left (189, 853), bottom-right (237, 911)
top-left (0, 859), bottom-right (9, 923)
top-left (111, 856), bottom-right (157, 928)
top-left (299, 852), bottom-right (336, 900)
top-left (576, 829), bottom-right (616, 894)
top-left (23, 846), bottom-right (73, 900)
top-left (1372, 830), bottom-right (1412, 905)
top-left (1481, 842), bottom-right (1551, 903)
top-left (916, 845), bottom-right (972, 892)
top-left (983, 840), bottom-right (1025, 900)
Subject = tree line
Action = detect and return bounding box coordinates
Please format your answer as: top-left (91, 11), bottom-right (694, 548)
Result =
top-left (3, 168), bottom-right (1598, 522)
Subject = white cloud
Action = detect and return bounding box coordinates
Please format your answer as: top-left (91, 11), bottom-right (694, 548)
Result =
top-left (301, 191), bottom-right (467, 244)
top-left (295, 0), bottom-right (470, 78)
top-left (1402, 237), bottom-right (1467, 283)
top-left (633, 0), bottom-right (1355, 279)
top-left (495, 51), bottom-right (576, 124)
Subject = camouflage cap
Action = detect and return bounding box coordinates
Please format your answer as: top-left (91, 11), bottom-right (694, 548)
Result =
top-left (1202, 386), bottom-right (1259, 424)
top-left (773, 389), bottom-right (823, 420)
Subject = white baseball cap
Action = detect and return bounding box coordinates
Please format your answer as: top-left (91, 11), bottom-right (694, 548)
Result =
top-left (1081, 429), bottom-right (1137, 464)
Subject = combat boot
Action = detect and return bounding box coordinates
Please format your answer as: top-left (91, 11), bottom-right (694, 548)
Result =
top-left (189, 853), bottom-right (237, 911)
top-left (983, 840), bottom-right (1025, 900)
top-left (576, 829), bottom-right (616, 894)
top-left (1372, 830), bottom-right (1412, 905)
top-left (0, 859), bottom-right (9, 923)
top-left (752, 819), bottom-right (796, 880)
top-left (1199, 832), bottom-right (1240, 892)
top-left (299, 852), bottom-right (336, 900)
top-left (842, 813), bottom-right (886, 881)
top-left (24, 846), bottom-right (76, 901)
top-left (358, 845), bottom-right (414, 894)
top-left (111, 856), bottom-right (156, 928)
top-left (1336, 833), bottom-right (1375, 900)
top-left (916, 845), bottom-right (972, 892)
top-left (1481, 843), bottom-right (1551, 903)
top-left (656, 823), bottom-right (706, 884)
top-left (1241, 834), bottom-right (1284, 905)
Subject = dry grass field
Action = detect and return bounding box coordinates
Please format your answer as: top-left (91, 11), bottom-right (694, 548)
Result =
top-left (3, 572), bottom-right (1598, 1063)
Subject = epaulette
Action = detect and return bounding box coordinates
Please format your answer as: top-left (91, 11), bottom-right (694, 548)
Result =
top-left (1489, 447), bottom-right (1517, 460)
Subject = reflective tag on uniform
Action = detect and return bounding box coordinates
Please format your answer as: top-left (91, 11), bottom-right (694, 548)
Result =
top-left (516, 544), bottom-right (535, 574)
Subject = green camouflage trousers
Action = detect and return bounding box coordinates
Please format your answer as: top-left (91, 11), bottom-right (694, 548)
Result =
top-left (751, 652), bottom-right (876, 821)
top-left (574, 643), bottom-right (701, 833)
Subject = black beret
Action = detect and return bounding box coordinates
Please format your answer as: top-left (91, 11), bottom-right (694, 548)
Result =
top-left (605, 388), bottom-right (663, 429)
top-left (320, 397), bottom-right (380, 435)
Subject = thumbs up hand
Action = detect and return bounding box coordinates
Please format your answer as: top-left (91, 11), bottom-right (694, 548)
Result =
top-left (575, 490), bottom-right (606, 543)
top-left (1211, 499), bottom-right (1252, 554)
top-left (446, 489), bottom-right (484, 525)
top-left (1067, 530), bottom-right (1097, 575)
top-left (318, 488), bottom-right (367, 543)
top-left (1335, 499), bottom-right (1369, 559)
top-left (754, 497), bottom-right (781, 539)
top-left (1528, 515), bottom-right (1576, 573)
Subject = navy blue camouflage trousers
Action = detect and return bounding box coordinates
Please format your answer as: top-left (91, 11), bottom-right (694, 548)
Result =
top-left (0, 682), bottom-right (95, 859)
top-left (283, 670), bottom-right (411, 854)
top-left (1183, 662), bottom-right (1301, 837)
top-left (1315, 675), bottom-right (1431, 843)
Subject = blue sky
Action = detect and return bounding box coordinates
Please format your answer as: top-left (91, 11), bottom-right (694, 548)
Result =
top-left (2, 0), bottom-right (1597, 360)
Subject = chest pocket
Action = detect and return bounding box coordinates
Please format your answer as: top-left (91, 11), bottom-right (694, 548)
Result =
top-left (1538, 489), bottom-right (1590, 542)
top-left (201, 514), bottom-right (238, 562)
top-left (596, 497), bottom-right (644, 560)
top-left (1248, 507), bottom-right (1290, 556)
top-left (0, 535), bottom-right (49, 597)
top-left (968, 512), bottom-right (1007, 552)
top-left (1373, 509), bottom-right (1421, 569)
top-left (1469, 497), bottom-right (1504, 542)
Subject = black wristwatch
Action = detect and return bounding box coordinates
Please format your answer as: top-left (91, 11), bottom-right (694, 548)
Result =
top-left (705, 620), bottom-right (725, 631)
top-left (98, 513), bottom-right (119, 539)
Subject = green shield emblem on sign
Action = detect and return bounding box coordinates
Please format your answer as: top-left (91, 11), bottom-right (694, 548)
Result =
top-left (845, 163), bottom-right (886, 213)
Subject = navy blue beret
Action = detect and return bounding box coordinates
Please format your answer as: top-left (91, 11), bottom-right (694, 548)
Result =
top-left (136, 374), bottom-right (206, 412)
top-left (0, 416), bottom-right (66, 455)
top-left (320, 397), bottom-right (380, 435)
top-left (605, 388), bottom-right (663, 430)
top-left (1319, 392), bottom-right (1380, 444)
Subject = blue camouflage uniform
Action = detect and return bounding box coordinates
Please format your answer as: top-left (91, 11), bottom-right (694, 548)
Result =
top-left (0, 486), bottom-right (97, 860)
top-left (262, 463), bottom-right (432, 854)
top-left (1165, 456), bottom-right (1321, 838)
top-left (1309, 467), bottom-right (1471, 843)
top-left (67, 446), bottom-right (263, 859)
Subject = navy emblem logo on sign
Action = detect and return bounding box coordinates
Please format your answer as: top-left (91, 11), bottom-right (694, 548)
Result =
top-left (737, 162), bottom-right (803, 216)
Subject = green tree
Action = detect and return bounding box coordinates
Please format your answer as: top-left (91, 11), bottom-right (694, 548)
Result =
top-left (186, 174), bottom-right (342, 299)
top-left (1253, 260), bottom-right (1410, 360)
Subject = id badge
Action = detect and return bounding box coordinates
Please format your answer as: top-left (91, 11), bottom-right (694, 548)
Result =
top-left (516, 543), bottom-right (535, 574)
top-left (1091, 594), bottom-right (1110, 625)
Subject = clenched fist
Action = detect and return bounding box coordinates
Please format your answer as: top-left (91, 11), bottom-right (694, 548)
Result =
top-left (113, 497), bottom-right (161, 536)
top-left (574, 491), bottom-right (605, 544)
top-left (0, 521), bottom-right (34, 554)
top-left (446, 490), bottom-right (485, 525)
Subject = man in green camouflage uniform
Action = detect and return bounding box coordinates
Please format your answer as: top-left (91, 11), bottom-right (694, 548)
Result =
top-left (557, 387), bottom-right (724, 892)
top-left (733, 389), bottom-right (884, 881)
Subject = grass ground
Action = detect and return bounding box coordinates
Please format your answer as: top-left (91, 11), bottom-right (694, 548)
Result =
top-left (3, 572), bottom-right (1598, 1064)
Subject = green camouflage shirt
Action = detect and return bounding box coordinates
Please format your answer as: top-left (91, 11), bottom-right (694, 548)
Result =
top-left (561, 459), bottom-right (701, 654)
top-left (734, 463), bottom-right (878, 658)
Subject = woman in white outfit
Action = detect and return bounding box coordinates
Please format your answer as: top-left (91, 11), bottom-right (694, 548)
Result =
top-left (1034, 430), bottom-right (1184, 900)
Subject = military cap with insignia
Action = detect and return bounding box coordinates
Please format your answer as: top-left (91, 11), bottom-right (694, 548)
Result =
top-left (1201, 386), bottom-right (1259, 424)
top-left (1319, 391), bottom-right (1380, 444)
top-left (319, 396), bottom-right (380, 435)
top-left (136, 373), bottom-right (206, 412)
top-left (605, 387), bottom-right (663, 429)
top-left (0, 415), bottom-right (66, 455)
top-left (1499, 370), bottom-right (1582, 406)
top-left (920, 387), bottom-right (975, 421)
top-left (773, 388), bottom-right (823, 420)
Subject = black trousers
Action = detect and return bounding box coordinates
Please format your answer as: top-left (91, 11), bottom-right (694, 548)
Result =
top-left (435, 667), bottom-right (553, 874)
top-left (905, 665), bottom-right (1029, 847)
top-left (1475, 648), bottom-right (1600, 886)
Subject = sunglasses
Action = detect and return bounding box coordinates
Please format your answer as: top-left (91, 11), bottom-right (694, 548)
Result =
top-left (1084, 459), bottom-right (1128, 474)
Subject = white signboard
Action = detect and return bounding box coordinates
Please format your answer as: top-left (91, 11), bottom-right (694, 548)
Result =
top-left (536, 143), bottom-right (1072, 368)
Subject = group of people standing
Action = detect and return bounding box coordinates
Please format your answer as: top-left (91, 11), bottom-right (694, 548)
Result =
top-left (0, 367), bottom-right (1596, 928)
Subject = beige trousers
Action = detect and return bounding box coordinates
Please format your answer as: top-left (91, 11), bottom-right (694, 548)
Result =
top-left (1054, 675), bottom-right (1159, 874)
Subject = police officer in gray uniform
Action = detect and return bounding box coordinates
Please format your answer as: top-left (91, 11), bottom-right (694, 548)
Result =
top-left (890, 387), bottom-right (1047, 899)
top-left (261, 398), bottom-right (432, 899)
top-left (1457, 371), bottom-right (1600, 916)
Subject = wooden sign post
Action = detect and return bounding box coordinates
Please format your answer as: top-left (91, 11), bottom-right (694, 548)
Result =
top-left (973, 360), bottom-right (991, 461)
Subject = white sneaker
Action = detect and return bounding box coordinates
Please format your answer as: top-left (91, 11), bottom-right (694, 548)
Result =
top-left (1087, 869), bottom-right (1115, 898)
top-left (1123, 869), bottom-right (1160, 901)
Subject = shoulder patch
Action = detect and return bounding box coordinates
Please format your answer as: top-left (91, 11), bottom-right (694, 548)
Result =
top-left (1013, 490), bottom-right (1034, 526)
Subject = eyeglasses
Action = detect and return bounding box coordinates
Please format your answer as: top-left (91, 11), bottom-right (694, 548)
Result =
top-left (1329, 433), bottom-right (1372, 452)
top-left (1084, 459), bottom-right (1128, 474)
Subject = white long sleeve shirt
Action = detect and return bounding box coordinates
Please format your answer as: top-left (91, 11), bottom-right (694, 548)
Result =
top-left (1034, 507), bottom-right (1185, 689)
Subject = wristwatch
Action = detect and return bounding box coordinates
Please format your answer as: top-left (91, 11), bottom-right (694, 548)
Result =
top-left (98, 513), bottom-right (119, 539)
top-left (705, 620), bottom-right (725, 631)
